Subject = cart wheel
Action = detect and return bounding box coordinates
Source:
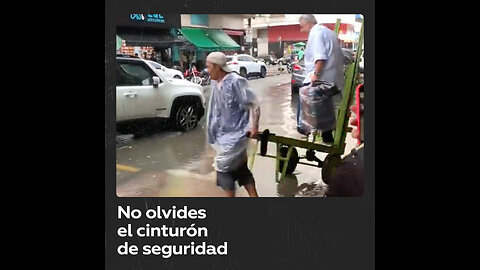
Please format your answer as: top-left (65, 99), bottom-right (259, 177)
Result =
top-left (279, 146), bottom-right (299, 175)
top-left (322, 154), bottom-right (342, 185)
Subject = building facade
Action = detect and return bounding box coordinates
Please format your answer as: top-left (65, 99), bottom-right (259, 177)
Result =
top-left (178, 14), bottom-right (253, 69)
top-left (248, 14), bottom-right (362, 58)
top-left (116, 14), bottom-right (183, 67)
top-left (116, 14), bottom-right (254, 69)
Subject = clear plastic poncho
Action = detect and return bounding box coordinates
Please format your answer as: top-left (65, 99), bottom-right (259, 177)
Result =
top-left (207, 73), bottom-right (260, 172)
top-left (298, 80), bottom-right (339, 134)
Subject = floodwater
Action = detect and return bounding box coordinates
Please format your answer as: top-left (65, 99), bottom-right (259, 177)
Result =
top-left (116, 72), bottom-right (356, 197)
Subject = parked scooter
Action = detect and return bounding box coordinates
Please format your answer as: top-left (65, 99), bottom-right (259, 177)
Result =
top-left (201, 68), bottom-right (211, 85)
top-left (184, 65), bottom-right (203, 85)
top-left (286, 62), bottom-right (293, 73)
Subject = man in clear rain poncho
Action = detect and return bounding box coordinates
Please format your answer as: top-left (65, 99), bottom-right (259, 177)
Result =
top-left (206, 52), bottom-right (261, 197)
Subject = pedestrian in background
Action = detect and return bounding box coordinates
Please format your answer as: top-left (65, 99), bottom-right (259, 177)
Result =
top-left (297, 14), bottom-right (345, 143)
top-left (190, 51), bottom-right (197, 67)
top-left (180, 52), bottom-right (188, 69)
top-left (297, 48), bottom-right (304, 61)
top-left (206, 52), bottom-right (261, 197)
top-left (149, 51), bottom-right (157, 62)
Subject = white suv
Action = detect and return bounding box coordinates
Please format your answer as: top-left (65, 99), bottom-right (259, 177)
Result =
top-left (116, 56), bottom-right (206, 134)
top-left (145, 60), bottom-right (184, 80)
top-left (226, 54), bottom-right (267, 78)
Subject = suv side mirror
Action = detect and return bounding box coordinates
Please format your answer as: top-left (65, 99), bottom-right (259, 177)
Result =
top-left (152, 76), bottom-right (160, 88)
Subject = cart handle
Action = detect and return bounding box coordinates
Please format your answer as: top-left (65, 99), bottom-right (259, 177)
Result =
top-left (246, 129), bottom-right (271, 156)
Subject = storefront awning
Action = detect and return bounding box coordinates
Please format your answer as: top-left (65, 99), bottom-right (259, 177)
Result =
top-left (117, 30), bottom-right (185, 47)
top-left (178, 28), bottom-right (220, 51)
top-left (203, 29), bottom-right (241, 51)
top-left (223, 29), bottom-right (244, 36)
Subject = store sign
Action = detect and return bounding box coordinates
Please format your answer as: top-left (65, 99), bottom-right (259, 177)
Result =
top-left (118, 14), bottom-right (180, 29)
top-left (130, 14), bottom-right (166, 24)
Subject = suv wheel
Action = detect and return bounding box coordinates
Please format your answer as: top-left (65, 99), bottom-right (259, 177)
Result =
top-left (260, 66), bottom-right (266, 78)
top-left (239, 67), bottom-right (247, 78)
top-left (174, 104), bottom-right (199, 132)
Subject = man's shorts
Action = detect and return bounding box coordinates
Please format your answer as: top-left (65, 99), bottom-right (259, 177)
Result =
top-left (216, 162), bottom-right (255, 191)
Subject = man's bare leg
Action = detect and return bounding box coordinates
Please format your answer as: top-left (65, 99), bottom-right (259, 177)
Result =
top-left (224, 190), bottom-right (235, 197)
top-left (244, 183), bottom-right (259, 197)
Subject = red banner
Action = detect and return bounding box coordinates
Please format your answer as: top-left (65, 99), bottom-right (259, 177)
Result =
top-left (267, 25), bottom-right (309, 43)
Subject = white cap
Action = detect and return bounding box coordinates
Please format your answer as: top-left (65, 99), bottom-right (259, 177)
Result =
top-left (206, 52), bottom-right (233, 73)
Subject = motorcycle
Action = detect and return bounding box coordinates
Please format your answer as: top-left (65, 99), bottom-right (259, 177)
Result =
top-left (184, 65), bottom-right (203, 85)
top-left (286, 62), bottom-right (293, 73)
top-left (201, 68), bottom-right (211, 85)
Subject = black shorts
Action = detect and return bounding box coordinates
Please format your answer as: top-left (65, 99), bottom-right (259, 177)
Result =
top-left (216, 162), bottom-right (255, 191)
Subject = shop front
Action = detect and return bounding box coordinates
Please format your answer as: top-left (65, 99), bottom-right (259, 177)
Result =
top-left (266, 23), bottom-right (357, 57)
top-left (223, 29), bottom-right (245, 52)
top-left (177, 27), bottom-right (241, 70)
top-left (267, 24), bottom-right (309, 58)
top-left (116, 14), bottom-right (182, 67)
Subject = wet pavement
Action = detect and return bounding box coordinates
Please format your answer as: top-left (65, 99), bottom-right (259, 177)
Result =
top-left (116, 72), bottom-right (357, 197)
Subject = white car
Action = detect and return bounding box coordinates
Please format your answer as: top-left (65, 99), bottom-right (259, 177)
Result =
top-left (226, 54), bottom-right (267, 78)
top-left (116, 56), bottom-right (206, 135)
top-left (145, 60), bottom-right (184, 80)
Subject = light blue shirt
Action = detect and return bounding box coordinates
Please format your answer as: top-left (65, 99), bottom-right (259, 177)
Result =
top-left (303, 24), bottom-right (345, 92)
top-left (207, 72), bottom-right (259, 172)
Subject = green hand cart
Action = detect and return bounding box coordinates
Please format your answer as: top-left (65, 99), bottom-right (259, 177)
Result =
top-left (248, 19), bottom-right (364, 184)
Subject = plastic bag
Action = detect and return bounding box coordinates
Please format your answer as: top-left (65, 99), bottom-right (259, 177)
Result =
top-left (211, 142), bottom-right (248, 172)
top-left (207, 73), bottom-right (260, 172)
top-left (298, 80), bottom-right (339, 134)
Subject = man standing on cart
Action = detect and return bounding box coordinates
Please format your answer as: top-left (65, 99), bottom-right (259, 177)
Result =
top-left (206, 52), bottom-right (261, 197)
top-left (298, 14), bottom-right (345, 143)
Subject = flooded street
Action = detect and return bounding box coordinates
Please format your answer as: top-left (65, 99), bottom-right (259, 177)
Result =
top-left (116, 72), bottom-right (356, 197)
